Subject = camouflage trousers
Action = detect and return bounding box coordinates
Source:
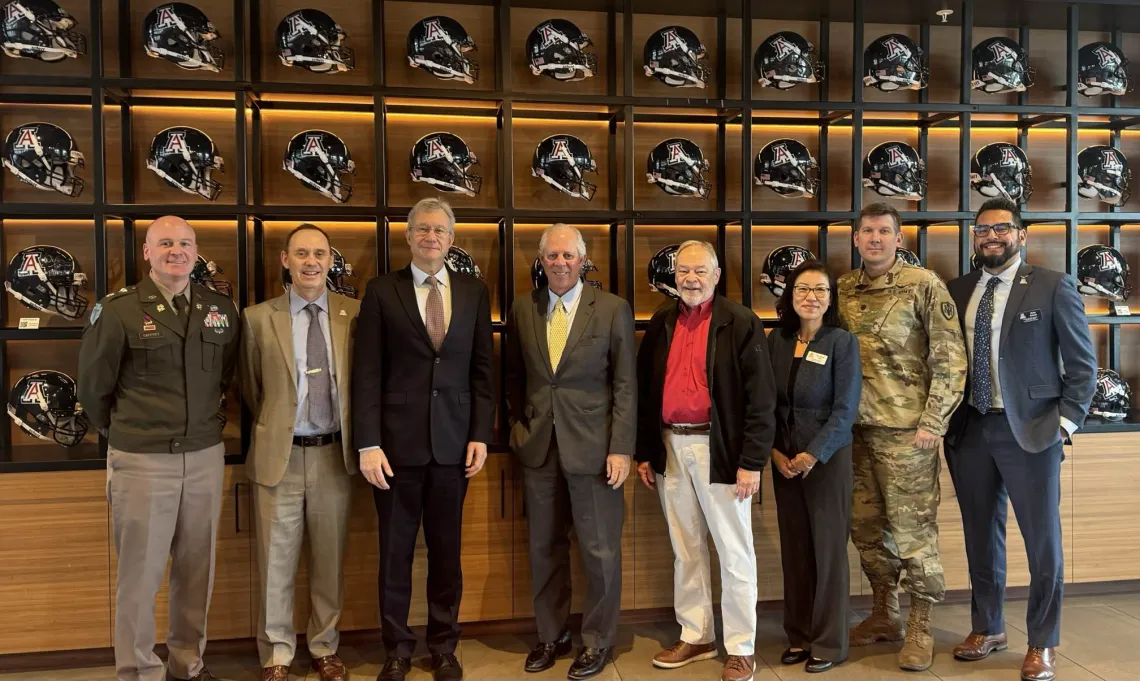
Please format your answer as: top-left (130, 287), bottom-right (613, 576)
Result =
top-left (851, 425), bottom-right (945, 603)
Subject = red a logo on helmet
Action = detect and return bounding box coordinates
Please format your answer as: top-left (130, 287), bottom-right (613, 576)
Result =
top-left (770, 35), bottom-right (797, 60)
top-left (20, 380), bottom-right (46, 406)
top-left (154, 5), bottom-right (178, 28)
top-left (789, 249), bottom-right (807, 268)
top-left (538, 22), bottom-right (566, 49)
top-left (16, 252), bottom-right (41, 278)
top-left (1101, 149), bottom-right (1124, 172)
top-left (886, 145), bottom-right (908, 166)
top-left (999, 146), bottom-right (1020, 167)
top-left (988, 41), bottom-right (1018, 63)
top-left (550, 138), bottom-right (573, 162)
top-left (883, 37), bottom-right (911, 61)
top-left (12, 127), bottom-right (37, 150)
top-left (164, 131), bottom-right (187, 154)
top-left (422, 136), bottom-right (447, 162)
top-left (666, 142), bottom-right (687, 165)
top-left (422, 18), bottom-right (447, 43)
top-left (1098, 373), bottom-right (1125, 397)
top-left (1097, 249), bottom-right (1120, 271)
top-left (661, 29), bottom-right (685, 54)
top-left (302, 134), bottom-right (326, 156)
top-left (770, 143), bottom-right (793, 166)
top-left (1094, 45), bottom-right (1121, 68)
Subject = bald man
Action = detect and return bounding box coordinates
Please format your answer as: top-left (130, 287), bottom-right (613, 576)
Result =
top-left (78, 216), bottom-right (241, 681)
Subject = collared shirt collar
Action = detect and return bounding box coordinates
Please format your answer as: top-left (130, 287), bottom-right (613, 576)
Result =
top-left (980, 254), bottom-right (1023, 287)
top-left (289, 288), bottom-right (329, 316)
top-left (679, 295), bottom-right (714, 319)
top-left (149, 270), bottom-right (190, 304)
top-left (548, 279), bottom-right (583, 312)
top-left (856, 254), bottom-right (907, 289)
top-left (410, 262), bottom-right (450, 288)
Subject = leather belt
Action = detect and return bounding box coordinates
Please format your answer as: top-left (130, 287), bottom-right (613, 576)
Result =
top-left (293, 431), bottom-right (341, 447)
top-left (973, 406), bottom-right (1005, 416)
top-left (667, 423), bottom-right (711, 436)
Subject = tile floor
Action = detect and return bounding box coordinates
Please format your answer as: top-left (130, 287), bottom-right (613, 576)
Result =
top-left (4, 593), bottom-right (1140, 681)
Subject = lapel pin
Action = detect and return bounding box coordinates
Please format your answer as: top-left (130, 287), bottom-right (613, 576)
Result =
top-left (339, 309), bottom-right (347, 316)
top-left (148, 295), bottom-right (156, 300)
top-left (196, 303), bottom-right (202, 310)
top-left (156, 304), bottom-right (165, 312)
top-left (1019, 276), bottom-right (1028, 285)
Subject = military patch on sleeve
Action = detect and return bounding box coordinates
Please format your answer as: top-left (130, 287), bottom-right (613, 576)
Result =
top-left (941, 302), bottom-right (955, 320)
top-left (88, 302), bottom-right (103, 325)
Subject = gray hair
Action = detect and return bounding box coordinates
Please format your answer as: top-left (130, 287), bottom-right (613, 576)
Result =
top-left (677, 240), bottom-right (719, 270)
top-left (406, 197), bottom-right (456, 236)
top-left (537, 223), bottom-right (587, 258)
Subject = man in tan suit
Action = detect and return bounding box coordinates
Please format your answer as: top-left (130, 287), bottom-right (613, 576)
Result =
top-left (240, 224), bottom-right (361, 681)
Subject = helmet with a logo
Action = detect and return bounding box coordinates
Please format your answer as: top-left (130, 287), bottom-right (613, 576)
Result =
top-left (526, 18), bottom-right (595, 82)
top-left (1077, 41), bottom-right (1131, 96)
top-left (2, 0), bottom-right (86, 61)
top-left (896, 247), bottom-right (921, 267)
top-left (190, 255), bottom-right (231, 297)
top-left (1077, 244), bottom-right (1131, 302)
top-left (971, 37), bottom-right (1034, 94)
top-left (971, 142), bottom-right (1033, 202)
top-left (648, 244), bottom-right (680, 299)
top-left (647, 138), bottom-right (711, 198)
top-left (532, 134), bottom-right (596, 200)
top-left (1091, 368), bottom-right (1132, 421)
top-left (276, 8), bottom-right (353, 73)
top-left (409, 131), bottom-right (481, 197)
top-left (531, 256), bottom-right (601, 290)
top-left (755, 138), bottom-right (819, 198)
top-left (284, 129), bottom-right (355, 203)
top-left (2, 122), bottom-right (84, 197)
top-left (643, 25), bottom-right (709, 88)
top-left (147, 126), bottom-right (224, 200)
top-left (444, 245), bottom-right (482, 279)
top-left (407, 15), bottom-right (477, 83)
top-left (863, 141), bottom-right (925, 201)
top-left (282, 246), bottom-right (356, 297)
top-left (1078, 145), bottom-right (1131, 205)
top-left (142, 3), bottom-right (223, 72)
top-left (8, 370), bottom-right (88, 446)
top-left (4, 245), bottom-right (87, 319)
top-left (755, 31), bottom-right (823, 89)
top-left (864, 33), bottom-right (927, 91)
top-left (761, 245), bottom-right (815, 298)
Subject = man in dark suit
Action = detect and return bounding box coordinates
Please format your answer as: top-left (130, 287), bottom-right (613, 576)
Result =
top-left (505, 223), bottom-right (636, 681)
top-left (353, 197), bottom-right (495, 681)
top-left (945, 197), bottom-right (1097, 681)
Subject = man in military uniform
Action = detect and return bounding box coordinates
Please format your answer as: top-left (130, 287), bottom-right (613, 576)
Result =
top-left (78, 215), bottom-right (240, 681)
top-left (837, 203), bottom-right (966, 672)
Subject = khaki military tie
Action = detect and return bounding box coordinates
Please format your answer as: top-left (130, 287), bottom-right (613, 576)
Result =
top-left (172, 295), bottom-right (190, 332)
top-left (549, 299), bottom-right (568, 372)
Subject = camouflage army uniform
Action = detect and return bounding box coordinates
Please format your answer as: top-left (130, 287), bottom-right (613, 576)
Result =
top-left (837, 257), bottom-right (966, 603)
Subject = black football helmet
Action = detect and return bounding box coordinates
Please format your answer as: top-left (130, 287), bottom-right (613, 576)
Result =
top-left (407, 15), bottom-right (477, 83)
top-left (531, 256), bottom-right (601, 290)
top-left (282, 246), bottom-right (356, 297)
top-left (648, 244), bottom-right (680, 299)
top-left (971, 37), bottom-right (1034, 94)
top-left (284, 130), bottom-right (355, 204)
top-left (1091, 368), bottom-right (1132, 421)
top-left (2, 0), bottom-right (86, 61)
top-left (190, 255), bottom-right (231, 297)
top-left (1077, 41), bottom-right (1131, 97)
top-left (971, 142), bottom-right (1033, 202)
top-left (276, 9), bottom-right (353, 73)
top-left (1077, 244), bottom-right (1131, 302)
top-left (445, 245), bottom-right (482, 279)
top-left (761, 245), bottom-right (815, 297)
top-left (755, 138), bottom-right (819, 198)
top-left (643, 25), bottom-right (709, 88)
top-left (532, 134), bottom-right (596, 200)
top-left (1078, 145), bottom-right (1131, 205)
top-left (2, 122), bottom-right (84, 197)
top-left (147, 126), bottom-right (224, 200)
top-left (142, 3), bottom-right (223, 72)
top-left (7, 370), bottom-right (87, 446)
top-left (4, 245), bottom-right (87, 319)
top-left (647, 138), bottom-right (711, 199)
top-left (863, 141), bottom-right (925, 201)
top-left (755, 31), bottom-right (823, 90)
top-left (526, 18), bottom-right (595, 82)
top-left (896, 247), bottom-right (921, 267)
top-left (409, 132), bottom-right (481, 196)
top-left (864, 33), bottom-right (927, 91)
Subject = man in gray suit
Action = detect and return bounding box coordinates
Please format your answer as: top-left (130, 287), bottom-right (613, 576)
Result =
top-left (945, 197), bottom-right (1097, 681)
top-left (505, 223), bottom-right (636, 681)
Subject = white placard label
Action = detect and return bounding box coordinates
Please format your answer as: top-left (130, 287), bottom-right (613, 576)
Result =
top-left (18, 317), bottom-right (40, 330)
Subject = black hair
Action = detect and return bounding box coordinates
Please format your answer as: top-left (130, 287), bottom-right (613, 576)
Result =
top-left (776, 260), bottom-right (842, 335)
top-left (976, 196), bottom-right (1023, 230)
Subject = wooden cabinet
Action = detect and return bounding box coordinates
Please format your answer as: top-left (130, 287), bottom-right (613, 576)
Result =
top-left (1072, 432), bottom-right (1140, 583)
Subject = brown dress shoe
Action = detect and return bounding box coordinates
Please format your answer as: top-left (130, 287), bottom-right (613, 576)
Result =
top-left (652, 640), bottom-right (718, 669)
top-left (721, 655), bottom-right (755, 681)
top-left (311, 654), bottom-right (347, 681)
top-left (262, 667), bottom-right (289, 681)
top-left (1022, 647), bottom-right (1056, 681)
top-left (953, 632), bottom-right (1009, 661)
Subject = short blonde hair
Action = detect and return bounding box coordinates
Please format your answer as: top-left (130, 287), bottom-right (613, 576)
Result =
top-left (406, 197), bottom-right (456, 236)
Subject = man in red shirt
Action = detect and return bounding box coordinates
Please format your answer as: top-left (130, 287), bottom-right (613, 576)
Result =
top-left (635, 240), bottom-right (777, 681)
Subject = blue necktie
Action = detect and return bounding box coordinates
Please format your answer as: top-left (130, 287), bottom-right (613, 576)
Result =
top-left (972, 277), bottom-right (1002, 413)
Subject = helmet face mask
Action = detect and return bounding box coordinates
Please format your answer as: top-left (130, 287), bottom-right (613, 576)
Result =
top-left (284, 130), bottom-right (355, 203)
top-left (444, 245), bottom-right (483, 279)
top-left (190, 255), bottom-right (232, 296)
top-left (1091, 368), bottom-right (1132, 421)
top-left (864, 33), bottom-right (928, 91)
top-left (532, 134), bottom-right (597, 201)
top-left (643, 25), bottom-right (710, 88)
top-left (143, 3), bottom-right (224, 72)
top-left (527, 19), bottom-right (596, 82)
top-left (147, 126), bottom-right (225, 201)
top-left (1077, 244), bottom-right (1131, 303)
top-left (407, 16), bottom-right (478, 84)
top-left (971, 37), bottom-right (1034, 94)
top-left (410, 132), bottom-right (481, 197)
top-left (647, 138), bottom-right (711, 199)
top-left (761, 245), bottom-right (815, 298)
top-left (863, 141), bottom-right (926, 201)
top-left (7, 370), bottom-right (89, 447)
top-left (971, 142), bottom-right (1033, 202)
top-left (277, 9), bottom-right (354, 73)
top-left (755, 31), bottom-right (824, 89)
top-left (3, 122), bottom-right (85, 197)
top-left (2, 0), bottom-right (87, 61)
top-left (4, 245), bottom-right (89, 319)
top-left (755, 138), bottom-right (820, 198)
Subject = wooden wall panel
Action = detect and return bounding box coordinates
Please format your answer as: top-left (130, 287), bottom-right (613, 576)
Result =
top-left (1026, 129), bottom-right (1068, 213)
top-left (1070, 433), bottom-right (1140, 583)
top-left (927, 25), bottom-right (962, 104)
top-left (258, 0), bottom-right (373, 85)
top-left (1027, 29), bottom-right (1068, 107)
top-left (5, 339), bottom-right (99, 463)
top-left (510, 9), bottom-right (612, 96)
top-left (927, 129), bottom-right (961, 211)
top-left (384, 2), bottom-right (494, 90)
top-left (388, 222), bottom-right (501, 322)
top-left (2, 220), bottom-right (94, 329)
top-left (752, 126), bottom-right (821, 213)
top-left (130, 107), bottom-right (238, 205)
top-left (631, 15), bottom-right (720, 98)
top-left (826, 23), bottom-right (854, 103)
top-left (749, 20), bottom-right (823, 103)
top-left (515, 119), bottom-right (611, 211)
top-left (386, 113), bottom-right (498, 209)
top-left (925, 224), bottom-right (964, 282)
top-left (260, 110), bottom-right (377, 206)
top-left (0, 104), bottom-right (94, 204)
top-left (634, 122), bottom-right (720, 212)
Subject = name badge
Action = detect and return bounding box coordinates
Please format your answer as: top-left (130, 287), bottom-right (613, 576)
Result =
top-left (806, 351), bottom-right (828, 365)
top-left (1019, 309), bottom-right (1041, 323)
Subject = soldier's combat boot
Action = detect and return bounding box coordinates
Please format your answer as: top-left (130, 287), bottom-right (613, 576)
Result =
top-left (898, 598), bottom-right (935, 671)
top-left (850, 585), bottom-right (904, 646)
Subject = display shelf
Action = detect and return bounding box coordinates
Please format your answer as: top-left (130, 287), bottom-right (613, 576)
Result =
top-left (1081, 413), bottom-right (1140, 433)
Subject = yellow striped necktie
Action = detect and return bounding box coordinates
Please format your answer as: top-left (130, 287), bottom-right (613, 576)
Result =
top-left (549, 299), bottom-right (568, 371)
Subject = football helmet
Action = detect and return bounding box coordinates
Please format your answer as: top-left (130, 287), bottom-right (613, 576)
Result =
top-left (444, 245), bottom-right (482, 279)
top-left (147, 126), bottom-right (224, 200)
top-left (4, 245), bottom-right (87, 319)
top-left (864, 33), bottom-right (927, 91)
top-left (755, 138), bottom-right (819, 198)
top-left (648, 244), bottom-right (680, 299)
top-left (142, 3), bottom-right (223, 72)
top-left (971, 36), bottom-right (1034, 94)
top-left (755, 31), bottom-right (823, 89)
top-left (531, 256), bottom-right (601, 290)
top-left (646, 138), bottom-right (711, 199)
top-left (1078, 145), bottom-right (1131, 205)
top-left (276, 9), bottom-right (353, 73)
top-left (2, 122), bottom-right (84, 197)
top-left (1077, 41), bottom-right (1131, 96)
top-left (190, 255), bottom-right (231, 297)
top-left (643, 25), bottom-right (709, 88)
top-left (896, 247), bottom-right (921, 267)
top-left (7, 370), bottom-right (87, 446)
top-left (1077, 244), bottom-right (1131, 302)
top-left (2, 0), bottom-right (86, 61)
top-left (1091, 368), bottom-right (1132, 421)
top-left (760, 245), bottom-right (815, 298)
top-left (284, 129), bottom-right (355, 204)
top-left (971, 142), bottom-right (1033, 202)
top-left (532, 134), bottom-right (596, 200)
top-left (409, 132), bottom-right (481, 196)
top-left (526, 18), bottom-right (595, 82)
top-left (407, 15), bottom-right (477, 83)
top-left (282, 246), bottom-right (357, 297)
top-left (863, 141), bottom-right (926, 201)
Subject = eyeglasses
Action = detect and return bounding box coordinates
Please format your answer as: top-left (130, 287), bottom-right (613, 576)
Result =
top-left (792, 285), bottom-right (831, 298)
top-left (413, 225), bottom-right (450, 238)
top-left (973, 223), bottom-right (1018, 237)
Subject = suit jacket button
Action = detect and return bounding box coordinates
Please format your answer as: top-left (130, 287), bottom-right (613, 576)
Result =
top-left (435, 357), bottom-right (441, 364)
top-left (433, 389), bottom-right (439, 397)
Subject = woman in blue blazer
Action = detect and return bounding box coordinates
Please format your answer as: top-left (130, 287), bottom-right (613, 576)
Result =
top-left (767, 260), bottom-right (862, 673)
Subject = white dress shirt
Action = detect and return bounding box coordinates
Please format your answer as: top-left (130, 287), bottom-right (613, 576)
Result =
top-left (290, 289), bottom-right (339, 436)
top-left (410, 262), bottom-right (452, 333)
top-left (547, 279), bottom-right (584, 343)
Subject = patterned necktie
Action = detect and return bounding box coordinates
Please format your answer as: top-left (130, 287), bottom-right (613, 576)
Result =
top-left (549, 299), bottom-right (568, 372)
top-left (972, 276), bottom-right (1002, 413)
top-left (425, 276), bottom-right (446, 351)
top-left (172, 295), bottom-right (190, 332)
top-left (305, 304), bottom-right (335, 430)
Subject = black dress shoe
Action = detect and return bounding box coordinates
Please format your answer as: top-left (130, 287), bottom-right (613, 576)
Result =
top-left (525, 630), bottom-right (573, 673)
top-left (567, 647), bottom-right (611, 681)
top-left (432, 653), bottom-right (463, 681)
top-left (377, 656), bottom-right (412, 681)
top-left (782, 648), bottom-right (810, 665)
top-left (806, 657), bottom-right (842, 673)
